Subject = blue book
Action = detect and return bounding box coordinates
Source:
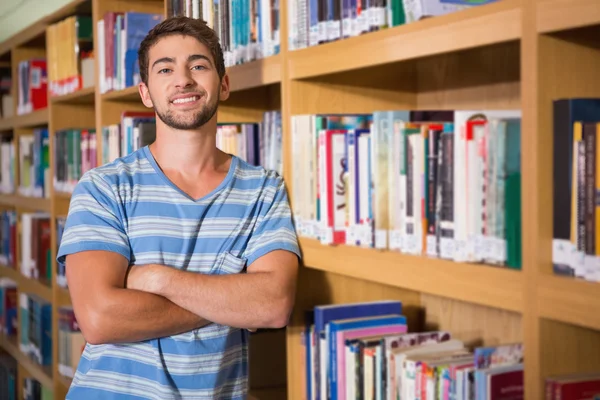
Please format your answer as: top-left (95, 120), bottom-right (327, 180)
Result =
top-left (328, 314), bottom-right (406, 399)
top-left (124, 12), bottom-right (163, 87)
top-left (312, 300), bottom-right (402, 400)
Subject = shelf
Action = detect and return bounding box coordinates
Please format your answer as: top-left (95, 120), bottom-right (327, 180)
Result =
top-left (0, 334), bottom-right (53, 388)
top-left (299, 238), bottom-right (523, 313)
top-left (101, 86), bottom-right (141, 102)
top-left (12, 109), bottom-right (49, 129)
top-left (57, 286), bottom-right (71, 307)
top-left (287, 0), bottom-right (521, 79)
top-left (227, 55), bottom-right (282, 92)
top-left (248, 387), bottom-right (287, 400)
top-left (538, 0), bottom-right (600, 34)
top-left (0, 266), bottom-right (52, 303)
top-left (0, 194), bottom-right (51, 212)
top-left (0, 117), bottom-right (12, 132)
top-left (538, 274), bottom-right (600, 331)
top-left (51, 86), bottom-right (96, 105)
top-left (57, 375), bottom-right (72, 390)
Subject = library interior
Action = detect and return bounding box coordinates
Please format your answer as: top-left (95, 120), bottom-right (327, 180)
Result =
top-left (0, 0), bottom-right (599, 399)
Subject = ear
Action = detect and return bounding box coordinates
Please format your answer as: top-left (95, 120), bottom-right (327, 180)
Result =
top-left (219, 74), bottom-right (230, 102)
top-left (138, 82), bottom-right (154, 109)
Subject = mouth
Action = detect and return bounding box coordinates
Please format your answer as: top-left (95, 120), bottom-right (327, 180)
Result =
top-left (170, 94), bottom-right (202, 106)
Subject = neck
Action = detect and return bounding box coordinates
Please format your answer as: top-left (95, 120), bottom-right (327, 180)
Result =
top-left (149, 116), bottom-right (228, 176)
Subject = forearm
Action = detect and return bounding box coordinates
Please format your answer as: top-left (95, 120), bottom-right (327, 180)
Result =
top-left (155, 270), bottom-right (293, 330)
top-left (85, 287), bottom-right (209, 344)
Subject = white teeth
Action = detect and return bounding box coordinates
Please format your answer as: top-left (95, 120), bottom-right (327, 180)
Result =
top-left (172, 96), bottom-right (198, 104)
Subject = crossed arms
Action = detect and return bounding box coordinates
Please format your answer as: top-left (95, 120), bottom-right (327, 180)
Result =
top-left (66, 249), bottom-right (299, 345)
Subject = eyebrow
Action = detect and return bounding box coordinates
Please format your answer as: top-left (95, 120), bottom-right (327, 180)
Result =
top-left (152, 54), bottom-right (213, 70)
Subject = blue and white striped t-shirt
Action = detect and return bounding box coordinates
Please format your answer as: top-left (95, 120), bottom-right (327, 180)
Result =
top-left (56, 146), bottom-right (301, 400)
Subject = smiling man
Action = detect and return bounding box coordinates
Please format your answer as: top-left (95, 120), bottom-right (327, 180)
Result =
top-left (56, 17), bottom-right (300, 400)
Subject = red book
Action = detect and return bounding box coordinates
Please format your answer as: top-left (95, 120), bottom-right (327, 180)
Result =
top-left (489, 368), bottom-right (523, 400)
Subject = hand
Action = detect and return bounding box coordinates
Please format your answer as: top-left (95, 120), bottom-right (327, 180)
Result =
top-left (125, 264), bottom-right (163, 294)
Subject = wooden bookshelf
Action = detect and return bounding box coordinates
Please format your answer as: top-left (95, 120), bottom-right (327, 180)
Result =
top-left (101, 86), bottom-right (141, 102)
top-left (287, 0), bottom-right (520, 79)
top-left (300, 238), bottom-right (523, 313)
top-left (11, 109), bottom-right (49, 129)
top-left (0, 0), bottom-right (598, 399)
top-left (0, 266), bottom-right (52, 303)
top-left (227, 55), bottom-right (282, 92)
top-left (0, 195), bottom-right (51, 212)
top-left (51, 86), bottom-right (96, 105)
top-left (538, 274), bottom-right (600, 331)
top-left (0, 334), bottom-right (53, 389)
top-left (537, 0), bottom-right (600, 33)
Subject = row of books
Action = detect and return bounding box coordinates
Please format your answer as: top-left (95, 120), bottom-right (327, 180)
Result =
top-left (0, 350), bottom-right (53, 400)
top-left (301, 299), bottom-right (524, 400)
top-left (290, 110), bottom-right (522, 269)
top-left (97, 12), bottom-right (163, 94)
top-left (18, 129), bottom-right (50, 199)
top-left (216, 110), bottom-right (283, 174)
top-left (16, 59), bottom-right (48, 116)
top-left (100, 111), bottom-right (157, 168)
top-left (0, 71), bottom-right (11, 119)
top-left (23, 377), bottom-right (54, 400)
top-left (57, 306), bottom-right (84, 381)
top-left (552, 98), bottom-right (600, 283)
top-left (19, 292), bottom-right (52, 367)
top-left (287, 0), bottom-right (494, 51)
top-left (170, 0), bottom-right (281, 66)
top-left (47, 15), bottom-right (95, 97)
top-left (0, 278), bottom-right (17, 337)
top-left (0, 138), bottom-right (15, 194)
top-left (54, 128), bottom-right (99, 194)
top-left (19, 213), bottom-right (52, 284)
top-left (55, 218), bottom-right (66, 289)
top-left (0, 351), bottom-right (17, 400)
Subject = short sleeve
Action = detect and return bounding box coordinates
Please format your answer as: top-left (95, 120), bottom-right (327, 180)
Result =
top-left (244, 174), bottom-right (301, 266)
top-left (56, 171), bottom-right (132, 268)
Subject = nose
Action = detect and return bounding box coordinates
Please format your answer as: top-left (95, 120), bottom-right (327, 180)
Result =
top-left (174, 67), bottom-right (194, 89)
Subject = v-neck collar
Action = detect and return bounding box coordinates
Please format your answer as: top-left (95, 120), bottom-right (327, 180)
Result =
top-left (142, 145), bottom-right (238, 203)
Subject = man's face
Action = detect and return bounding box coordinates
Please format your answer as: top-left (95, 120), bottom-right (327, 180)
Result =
top-left (140, 34), bottom-right (227, 130)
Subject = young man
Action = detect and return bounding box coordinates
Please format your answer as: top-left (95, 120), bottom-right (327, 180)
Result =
top-left (57, 16), bottom-right (300, 399)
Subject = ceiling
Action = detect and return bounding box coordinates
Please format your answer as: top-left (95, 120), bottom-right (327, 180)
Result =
top-left (0, 0), bottom-right (73, 42)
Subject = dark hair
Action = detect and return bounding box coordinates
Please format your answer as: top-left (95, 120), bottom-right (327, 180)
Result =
top-left (138, 16), bottom-right (226, 85)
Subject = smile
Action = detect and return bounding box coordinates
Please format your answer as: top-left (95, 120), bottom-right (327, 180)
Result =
top-left (172, 95), bottom-right (200, 104)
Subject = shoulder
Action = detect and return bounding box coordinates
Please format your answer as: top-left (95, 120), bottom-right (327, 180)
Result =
top-left (233, 157), bottom-right (285, 191)
top-left (73, 148), bottom-right (152, 200)
top-left (232, 158), bottom-right (288, 206)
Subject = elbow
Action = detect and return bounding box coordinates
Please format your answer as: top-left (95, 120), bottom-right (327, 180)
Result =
top-left (76, 306), bottom-right (112, 345)
top-left (266, 297), bottom-right (294, 329)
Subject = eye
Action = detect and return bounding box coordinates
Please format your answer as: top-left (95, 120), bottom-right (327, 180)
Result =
top-left (158, 68), bottom-right (171, 74)
top-left (191, 65), bottom-right (206, 71)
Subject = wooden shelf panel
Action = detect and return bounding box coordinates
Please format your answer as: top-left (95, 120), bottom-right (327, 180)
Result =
top-left (57, 286), bottom-right (71, 307)
top-left (12, 109), bottom-right (49, 129)
top-left (227, 55), bottom-right (282, 92)
top-left (287, 0), bottom-right (520, 79)
top-left (101, 86), bottom-right (142, 102)
top-left (248, 387), bottom-right (287, 400)
top-left (0, 266), bottom-right (52, 303)
top-left (299, 238), bottom-right (523, 313)
top-left (538, 274), bottom-right (600, 331)
top-left (0, 194), bottom-right (51, 213)
top-left (0, 118), bottom-right (12, 132)
top-left (538, 0), bottom-right (600, 33)
top-left (50, 86), bottom-right (96, 105)
top-left (0, 334), bottom-right (53, 388)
